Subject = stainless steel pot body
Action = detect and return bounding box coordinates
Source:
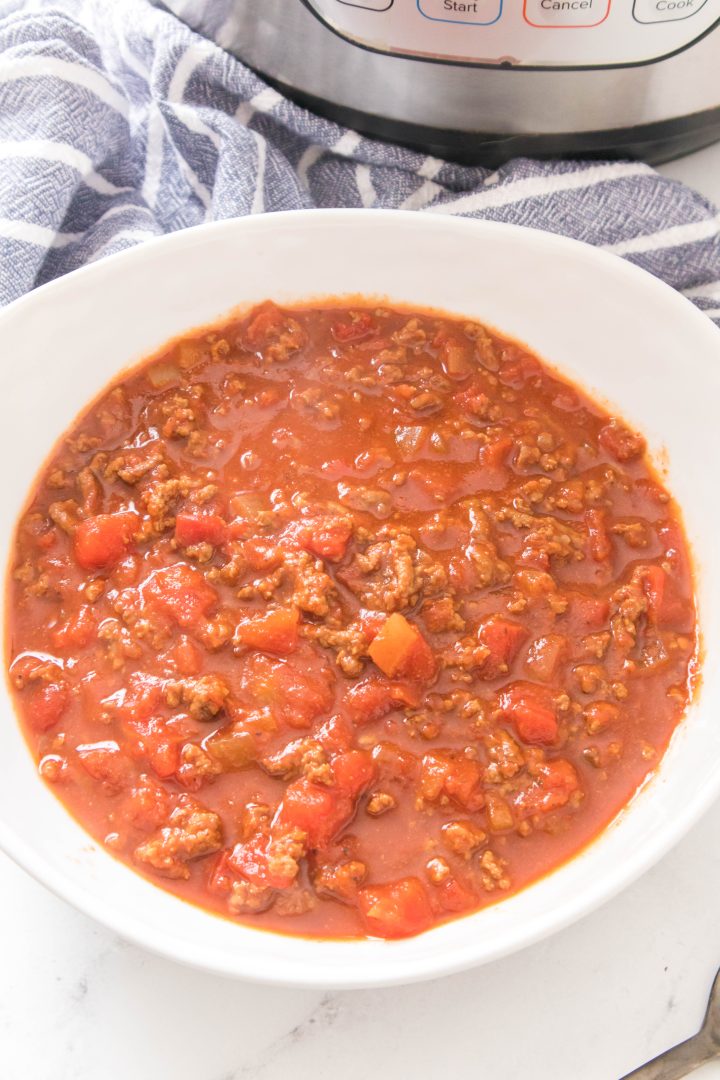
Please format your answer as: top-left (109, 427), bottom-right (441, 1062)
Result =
top-left (162, 0), bottom-right (720, 163)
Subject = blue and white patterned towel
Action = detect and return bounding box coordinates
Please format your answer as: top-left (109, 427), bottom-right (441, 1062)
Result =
top-left (0, 0), bottom-right (719, 323)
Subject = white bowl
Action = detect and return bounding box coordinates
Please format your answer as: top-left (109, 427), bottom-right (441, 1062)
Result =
top-left (1, 209), bottom-right (719, 988)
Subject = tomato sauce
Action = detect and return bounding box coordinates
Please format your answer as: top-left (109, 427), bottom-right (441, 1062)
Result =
top-left (6, 301), bottom-right (697, 939)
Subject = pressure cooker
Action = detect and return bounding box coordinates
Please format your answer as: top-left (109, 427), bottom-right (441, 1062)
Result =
top-left (161, 0), bottom-right (720, 165)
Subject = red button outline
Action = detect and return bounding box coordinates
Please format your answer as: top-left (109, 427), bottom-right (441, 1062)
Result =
top-left (523, 0), bottom-right (611, 27)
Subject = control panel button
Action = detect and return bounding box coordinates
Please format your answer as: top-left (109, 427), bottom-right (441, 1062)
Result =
top-left (417, 0), bottom-right (503, 26)
top-left (336, 0), bottom-right (393, 8)
top-left (524, 0), bottom-right (611, 26)
top-left (633, 0), bottom-right (708, 22)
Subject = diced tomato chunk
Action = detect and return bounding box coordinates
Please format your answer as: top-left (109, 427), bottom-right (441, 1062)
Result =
top-left (498, 682), bottom-right (558, 745)
top-left (77, 742), bottom-right (131, 787)
top-left (74, 511), bottom-right (139, 571)
top-left (524, 634), bottom-right (567, 683)
top-left (331, 750), bottom-right (375, 798)
top-left (28, 680), bottom-right (70, 732)
top-left (358, 609), bottom-right (386, 641)
top-left (167, 637), bottom-right (202, 677)
top-left (51, 605), bottom-right (97, 650)
top-left (641, 565), bottom-right (666, 624)
top-left (369, 613), bottom-right (436, 682)
top-left (144, 563), bottom-right (217, 628)
top-left (280, 517), bottom-right (353, 562)
top-left (207, 850), bottom-right (235, 897)
top-left (499, 351), bottom-right (542, 388)
top-left (438, 337), bottom-right (473, 379)
top-left (304, 519), bottom-right (353, 562)
top-left (479, 436), bottom-right (513, 471)
top-left (448, 554), bottom-right (477, 591)
top-left (229, 834), bottom-right (299, 890)
top-left (120, 779), bottom-right (172, 831)
top-left (518, 549), bottom-right (549, 572)
top-left (342, 677), bottom-right (417, 725)
top-left (175, 510), bottom-right (227, 547)
top-left (372, 740), bottom-right (418, 782)
top-left (343, 678), bottom-right (396, 725)
top-left (316, 715), bottom-right (353, 753)
top-left (404, 632), bottom-right (437, 682)
top-left (9, 653), bottom-right (58, 685)
top-left (585, 508), bottom-right (612, 563)
top-left (274, 751), bottom-right (372, 850)
top-left (514, 759), bottom-right (580, 817)
top-left (118, 687), bottom-right (192, 778)
top-left (275, 779), bottom-right (348, 850)
top-left (123, 716), bottom-right (187, 779)
top-left (245, 648), bottom-right (333, 729)
top-left (331, 311), bottom-right (377, 343)
top-left (419, 752), bottom-right (483, 811)
top-left (650, 562), bottom-right (693, 631)
top-left (234, 606), bottom-right (299, 656)
top-left (598, 420), bottom-right (645, 463)
top-left (408, 462), bottom-right (459, 502)
top-left (436, 876), bottom-right (476, 913)
top-left (477, 615), bottom-right (526, 678)
top-left (568, 593), bottom-right (609, 631)
top-left (111, 672), bottom-right (164, 723)
top-left (241, 537), bottom-right (281, 571)
top-left (358, 877), bottom-right (434, 939)
top-left (244, 302), bottom-right (284, 347)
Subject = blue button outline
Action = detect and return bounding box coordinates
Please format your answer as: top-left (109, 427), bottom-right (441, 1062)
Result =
top-left (417, 0), bottom-right (503, 26)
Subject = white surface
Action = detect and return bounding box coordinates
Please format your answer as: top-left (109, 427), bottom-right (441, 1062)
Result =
top-left (4, 211), bottom-right (720, 989)
top-left (0, 178), bottom-right (719, 1075)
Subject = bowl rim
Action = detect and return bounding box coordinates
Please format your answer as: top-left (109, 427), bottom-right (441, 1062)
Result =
top-left (2, 207), bottom-right (720, 988)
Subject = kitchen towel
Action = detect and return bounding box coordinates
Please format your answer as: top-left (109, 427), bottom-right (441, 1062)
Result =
top-left (0, 0), bottom-right (719, 322)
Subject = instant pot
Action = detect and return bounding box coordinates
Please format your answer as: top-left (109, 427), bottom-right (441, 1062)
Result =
top-left (162, 0), bottom-right (720, 165)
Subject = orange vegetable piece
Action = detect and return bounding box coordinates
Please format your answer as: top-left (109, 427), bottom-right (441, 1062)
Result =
top-left (368, 613), bottom-right (436, 681)
top-left (234, 606), bottom-right (299, 656)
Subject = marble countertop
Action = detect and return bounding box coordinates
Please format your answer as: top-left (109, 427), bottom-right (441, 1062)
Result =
top-left (3, 144), bottom-right (720, 1080)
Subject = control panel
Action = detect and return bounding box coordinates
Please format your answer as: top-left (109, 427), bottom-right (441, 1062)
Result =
top-left (306, 0), bottom-right (718, 66)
